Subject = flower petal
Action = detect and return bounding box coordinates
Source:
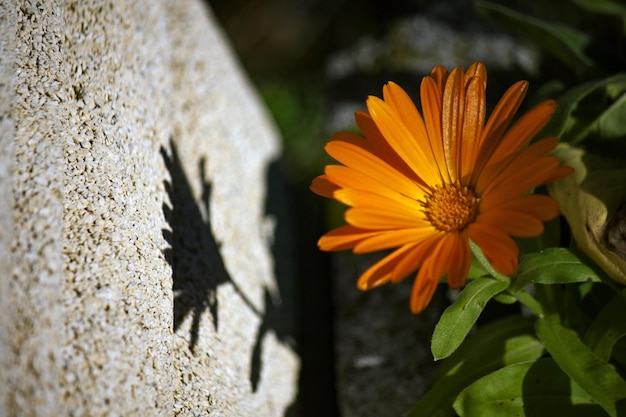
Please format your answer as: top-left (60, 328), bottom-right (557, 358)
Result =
top-left (310, 174), bottom-right (339, 198)
top-left (477, 210), bottom-right (545, 237)
top-left (489, 157), bottom-right (561, 200)
top-left (464, 62), bottom-right (487, 86)
top-left (354, 226), bottom-right (437, 254)
top-left (488, 100), bottom-right (557, 165)
top-left (330, 130), bottom-right (375, 151)
top-left (345, 205), bottom-right (425, 230)
top-left (477, 137), bottom-right (561, 196)
top-left (382, 82), bottom-right (444, 185)
top-left (544, 164), bottom-right (575, 184)
top-left (410, 267), bottom-right (440, 314)
top-left (421, 76), bottom-right (449, 183)
top-left (325, 165), bottom-right (422, 202)
top-left (460, 76), bottom-right (486, 180)
top-left (445, 231), bottom-right (471, 288)
top-left (390, 232), bottom-right (443, 282)
top-left (325, 139), bottom-right (427, 199)
top-left (334, 188), bottom-right (424, 213)
top-left (357, 243), bottom-right (417, 290)
top-left (355, 110), bottom-right (420, 182)
top-left (471, 80), bottom-right (528, 185)
top-left (442, 67), bottom-right (465, 182)
top-left (318, 225), bottom-right (379, 251)
top-left (429, 65), bottom-right (449, 94)
top-left (409, 236), bottom-right (450, 313)
top-left (382, 82), bottom-right (431, 161)
top-left (367, 95), bottom-right (443, 185)
top-left (481, 193), bottom-right (560, 221)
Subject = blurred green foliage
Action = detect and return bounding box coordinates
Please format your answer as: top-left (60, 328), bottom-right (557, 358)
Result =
top-left (258, 76), bottom-right (330, 183)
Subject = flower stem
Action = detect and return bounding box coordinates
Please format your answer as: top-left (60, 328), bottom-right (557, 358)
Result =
top-left (514, 290), bottom-right (544, 318)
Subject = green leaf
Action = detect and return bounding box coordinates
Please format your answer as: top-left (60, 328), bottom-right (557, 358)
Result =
top-left (612, 338), bottom-right (626, 368)
top-left (493, 292), bottom-right (517, 304)
top-left (510, 248), bottom-right (602, 293)
top-left (536, 315), bottom-right (626, 416)
top-left (407, 316), bottom-right (543, 417)
top-left (474, 0), bottom-right (600, 75)
top-left (567, 85), bottom-right (626, 145)
top-left (568, 0), bottom-right (626, 42)
top-left (432, 276), bottom-right (510, 360)
top-left (469, 240), bottom-right (508, 281)
top-left (570, 0), bottom-right (626, 28)
top-left (454, 358), bottom-right (606, 417)
top-left (541, 73), bottom-right (626, 146)
top-left (466, 254), bottom-right (489, 280)
top-left (583, 289), bottom-right (626, 361)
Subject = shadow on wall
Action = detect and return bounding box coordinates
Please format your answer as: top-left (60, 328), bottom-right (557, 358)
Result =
top-left (160, 141), bottom-right (298, 402)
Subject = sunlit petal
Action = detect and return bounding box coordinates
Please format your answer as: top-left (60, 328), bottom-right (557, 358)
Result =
top-left (442, 67), bottom-right (465, 182)
top-left (471, 80), bottom-right (528, 185)
top-left (355, 110), bottom-right (420, 182)
top-left (325, 139), bottom-right (427, 199)
top-left (367, 96), bottom-right (442, 185)
top-left (345, 205), bottom-right (427, 230)
top-left (357, 243), bottom-right (417, 290)
top-left (488, 100), bottom-right (557, 165)
top-left (325, 165), bottom-right (424, 202)
top-left (460, 76), bottom-right (486, 179)
top-left (318, 225), bottom-right (379, 251)
top-left (390, 232), bottom-right (443, 282)
top-left (310, 174), bottom-right (339, 198)
top-left (354, 226), bottom-right (437, 254)
top-left (477, 137), bottom-right (561, 196)
top-left (421, 76), bottom-right (449, 183)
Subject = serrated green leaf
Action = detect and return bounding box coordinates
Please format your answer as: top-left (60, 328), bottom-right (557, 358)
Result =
top-left (474, 0), bottom-right (600, 74)
top-left (583, 289), bottom-right (626, 361)
top-left (432, 277), bottom-right (509, 360)
top-left (541, 73), bottom-right (626, 144)
top-left (510, 248), bottom-right (601, 293)
top-left (407, 316), bottom-right (543, 417)
top-left (454, 358), bottom-right (606, 417)
top-left (536, 315), bottom-right (626, 416)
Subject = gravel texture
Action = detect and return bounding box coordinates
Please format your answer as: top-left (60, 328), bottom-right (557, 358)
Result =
top-left (0, 1), bottom-right (298, 416)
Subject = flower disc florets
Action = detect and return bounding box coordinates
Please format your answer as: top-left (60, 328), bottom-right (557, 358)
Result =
top-left (423, 183), bottom-right (479, 232)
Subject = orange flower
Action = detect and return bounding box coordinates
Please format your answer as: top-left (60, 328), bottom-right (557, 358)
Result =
top-left (311, 62), bottom-right (573, 313)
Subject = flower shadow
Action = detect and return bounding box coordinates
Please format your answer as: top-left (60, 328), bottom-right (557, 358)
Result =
top-left (161, 140), bottom-right (257, 353)
top-left (160, 141), bottom-right (297, 403)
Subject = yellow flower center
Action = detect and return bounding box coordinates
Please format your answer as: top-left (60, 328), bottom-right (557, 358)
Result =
top-left (423, 183), bottom-right (479, 232)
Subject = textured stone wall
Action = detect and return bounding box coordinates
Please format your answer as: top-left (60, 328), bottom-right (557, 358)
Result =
top-left (0, 1), bottom-right (299, 416)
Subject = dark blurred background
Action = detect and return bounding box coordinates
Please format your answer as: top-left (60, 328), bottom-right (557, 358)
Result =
top-left (207, 1), bottom-right (546, 416)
